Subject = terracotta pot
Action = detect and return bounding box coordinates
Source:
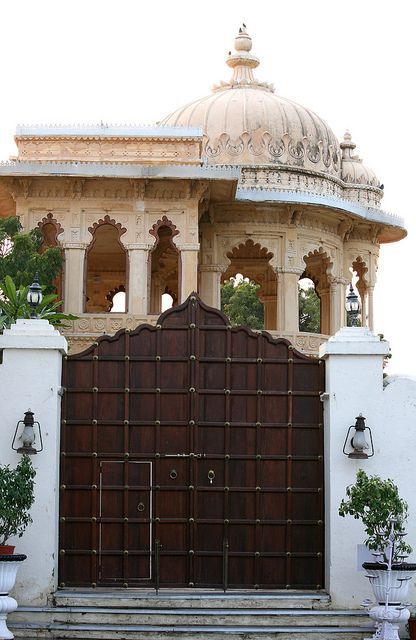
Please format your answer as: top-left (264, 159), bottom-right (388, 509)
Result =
top-left (408, 618), bottom-right (416, 640)
top-left (0, 546), bottom-right (15, 556)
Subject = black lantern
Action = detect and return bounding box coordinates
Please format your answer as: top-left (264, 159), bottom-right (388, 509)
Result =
top-left (343, 414), bottom-right (374, 459)
top-left (12, 410), bottom-right (43, 455)
top-left (345, 283), bottom-right (360, 327)
top-left (27, 274), bottom-right (43, 318)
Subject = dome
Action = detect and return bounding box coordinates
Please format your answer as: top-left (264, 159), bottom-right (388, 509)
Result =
top-left (340, 131), bottom-right (379, 187)
top-left (161, 27), bottom-right (341, 175)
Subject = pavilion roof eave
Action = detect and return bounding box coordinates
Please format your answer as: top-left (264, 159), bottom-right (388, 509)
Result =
top-left (236, 187), bottom-right (406, 243)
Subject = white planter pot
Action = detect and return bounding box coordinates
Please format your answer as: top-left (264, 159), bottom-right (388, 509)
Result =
top-left (0, 555), bottom-right (26, 640)
top-left (363, 562), bottom-right (416, 604)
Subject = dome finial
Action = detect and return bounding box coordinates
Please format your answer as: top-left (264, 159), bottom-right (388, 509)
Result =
top-left (226, 25), bottom-right (261, 86)
top-left (340, 130), bottom-right (357, 159)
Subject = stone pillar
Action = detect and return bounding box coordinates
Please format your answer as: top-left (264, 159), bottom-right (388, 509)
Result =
top-left (127, 244), bottom-right (149, 314)
top-left (199, 265), bottom-right (223, 309)
top-left (319, 328), bottom-right (389, 608)
top-left (180, 244), bottom-right (200, 302)
top-left (367, 285), bottom-right (375, 331)
top-left (262, 295), bottom-right (277, 331)
top-left (0, 320), bottom-right (67, 605)
top-left (276, 269), bottom-right (301, 332)
top-left (63, 243), bottom-right (87, 313)
top-left (330, 278), bottom-right (348, 335)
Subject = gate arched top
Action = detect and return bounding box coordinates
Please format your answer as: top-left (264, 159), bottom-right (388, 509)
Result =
top-left (70, 292), bottom-right (316, 363)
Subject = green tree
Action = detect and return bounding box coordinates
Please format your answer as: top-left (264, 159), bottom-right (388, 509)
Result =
top-left (0, 216), bottom-right (62, 291)
top-left (298, 284), bottom-right (320, 333)
top-left (0, 275), bottom-right (76, 331)
top-left (221, 279), bottom-right (264, 330)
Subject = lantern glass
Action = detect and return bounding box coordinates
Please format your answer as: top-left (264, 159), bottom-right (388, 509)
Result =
top-left (27, 275), bottom-right (43, 316)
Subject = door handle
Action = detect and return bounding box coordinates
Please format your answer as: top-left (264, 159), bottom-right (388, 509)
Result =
top-left (208, 469), bottom-right (215, 485)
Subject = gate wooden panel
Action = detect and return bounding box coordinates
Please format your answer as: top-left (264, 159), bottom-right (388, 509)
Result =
top-left (60, 294), bottom-right (324, 589)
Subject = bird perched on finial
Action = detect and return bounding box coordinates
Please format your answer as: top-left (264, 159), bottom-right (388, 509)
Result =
top-left (239, 27), bottom-right (242, 33)
top-left (242, 22), bottom-right (246, 27)
top-left (228, 51), bottom-right (231, 55)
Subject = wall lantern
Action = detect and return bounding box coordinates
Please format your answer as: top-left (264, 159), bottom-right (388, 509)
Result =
top-left (12, 410), bottom-right (43, 455)
top-left (343, 414), bottom-right (374, 459)
top-left (345, 283), bottom-right (360, 327)
top-left (27, 274), bottom-right (43, 318)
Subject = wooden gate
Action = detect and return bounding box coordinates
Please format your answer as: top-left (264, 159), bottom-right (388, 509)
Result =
top-left (59, 294), bottom-right (324, 589)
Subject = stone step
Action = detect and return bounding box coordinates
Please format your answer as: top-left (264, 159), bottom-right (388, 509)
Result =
top-left (53, 589), bottom-right (331, 610)
top-left (9, 621), bottom-right (374, 640)
top-left (11, 606), bottom-right (371, 627)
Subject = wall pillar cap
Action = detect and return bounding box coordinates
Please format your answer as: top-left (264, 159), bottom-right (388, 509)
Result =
top-left (319, 326), bottom-right (389, 358)
top-left (0, 319), bottom-right (68, 353)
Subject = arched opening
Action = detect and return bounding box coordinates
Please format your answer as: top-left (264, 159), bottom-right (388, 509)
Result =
top-left (107, 286), bottom-right (126, 313)
top-left (85, 219), bottom-right (127, 313)
top-left (221, 274), bottom-right (264, 329)
top-left (149, 220), bottom-right (180, 315)
top-left (221, 239), bottom-right (276, 330)
top-left (38, 213), bottom-right (64, 300)
top-left (302, 249), bottom-right (332, 335)
top-left (298, 277), bottom-right (321, 333)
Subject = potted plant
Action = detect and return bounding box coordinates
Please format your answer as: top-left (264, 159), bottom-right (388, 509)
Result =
top-left (339, 469), bottom-right (416, 604)
top-left (0, 454), bottom-right (36, 554)
top-left (0, 455), bottom-right (35, 639)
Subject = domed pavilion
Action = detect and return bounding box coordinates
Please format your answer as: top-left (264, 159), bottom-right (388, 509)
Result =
top-left (0, 27), bottom-right (405, 354)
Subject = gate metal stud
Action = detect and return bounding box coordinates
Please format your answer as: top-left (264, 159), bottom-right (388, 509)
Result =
top-left (92, 387), bottom-right (98, 392)
top-left (92, 484), bottom-right (97, 489)
top-left (288, 345), bottom-right (293, 350)
top-left (288, 358), bottom-right (293, 363)
top-left (286, 552), bottom-right (291, 556)
top-left (226, 357), bottom-right (231, 362)
top-left (155, 517), bottom-right (160, 522)
top-left (257, 390), bottom-right (262, 395)
top-left (189, 550), bottom-right (194, 555)
top-left (124, 550), bottom-right (128, 555)
top-left (287, 422), bottom-right (292, 427)
top-left (92, 550), bottom-right (96, 555)
top-left (91, 517), bottom-right (97, 522)
top-left (125, 388), bottom-right (130, 393)
top-left (124, 420), bottom-right (129, 425)
top-left (188, 517), bottom-right (194, 522)
top-left (224, 389), bottom-right (230, 394)
top-left (189, 582), bottom-right (194, 587)
top-left (255, 552), bottom-right (260, 557)
top-left (256, 454), bottom-right (261, 460)
top-left (91, 583), bottom-right (96, 588)
top-left (93, 355), bottom-right (98, 360)
top-left (225, 421), bottom-right (230, 427)
top-left (189, 420), bottom-right (195, 425)
top-left (60, 484), bottom-right (66, 490)
top-left (256, 486), bottom-right (261, 491)
top-left (125, 356), bottom-right (130, 361)
top-left (92, 419), bottom-right (97, 425)
top-left (124, 517), bottom-right (128, 522)
top-left (318, 520), bottom-right (323, 525)
top-left (256, 422), bottom-right (261, 427)
top-left (155, 420), bottom-right (160, 425)
top-left (60, 517), bottom-right (65, 522)
top-left (287, 519), bottom-right (292, 524)
top-left (93, 342), bottom-right (99, 346)
top-left (60, 583), bottom-right (65, 587)
top-left (189, 323), bottom-right (196, 329)
top-left (224, 519), bottom-right (229, 524)
top-left (254, 584), bottom-right (259, 589)
top-left (156, 388), bottom-right (161, 393)
top-left (123, 583), bottom-right (128, 588)
top-left (257, 358), bottom-right (262, 363)
top-left (190, 355), bottom-right (196, 360)
top-left (287, 454), bottom-right (292, 459)
top-left (225, 454), bottom-right (230, 459)
top-left (60, 549), bottom-right (65, 555)
top-left (155, 453), bottom-right (160, 458)
top-left (189, 485), bottom-right (194, 490)
top-left (124, 453), bottom-right (129, 458)
top-left (156, 355), bottom-right (161, 361)
top-left (288, 390), bottom-right (292, 395)
top-left (256, 519), bottom-right (261, 524)
top-left (62, 419), bottom-right (67, 425)
top-left (189, 387), bottom-right (196, 392)
top-left (224, 486), bottom-right (229, 491)
top-left (92, 452), bottom-right (97, 457)
top-left (156, 324), bottom-right (161, 329)
top-left (286, 487), bottom-right (291, 492)
top-left (190, 295), bottom-right (196, 301)
top-left (61, 452), bottom-right (66, 457)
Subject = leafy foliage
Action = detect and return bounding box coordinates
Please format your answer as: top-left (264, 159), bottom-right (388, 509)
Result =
top-left (0, 275), bottom-right (76, 331)
top-left (221, 279), bottom-right (264, 330)
top-left (0, 455), bottom-right (36, 545)
top-left (299, 284), bottom-right (320, 333)
top-left (339, 469), bottom-right (412, 561)
top-left (0, 216), bottom-right (62, 292)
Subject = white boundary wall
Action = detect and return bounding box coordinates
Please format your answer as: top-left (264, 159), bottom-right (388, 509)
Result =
top-left (320, 327), bottom-right (416, 608)
top-left (1, 320), bottom-right (416, 609)
top-left (0, 319), bottom-right (67, 605)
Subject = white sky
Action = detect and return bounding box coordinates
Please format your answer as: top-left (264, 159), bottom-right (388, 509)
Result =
top-left (1, 0), bottom-right (414, 374)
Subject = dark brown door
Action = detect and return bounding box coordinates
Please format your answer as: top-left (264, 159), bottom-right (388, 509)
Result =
top-left (60, 294), bottom-right (324, 589)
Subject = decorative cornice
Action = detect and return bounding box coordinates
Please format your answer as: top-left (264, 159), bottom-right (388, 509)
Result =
top-left (15, 124), bottom-right (204, 140)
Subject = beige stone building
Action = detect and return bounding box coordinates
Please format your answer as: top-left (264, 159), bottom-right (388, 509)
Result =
top-left (0, 27), bottom-right (405, 354)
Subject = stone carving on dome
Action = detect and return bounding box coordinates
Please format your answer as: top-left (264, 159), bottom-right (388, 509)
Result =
top-left (203, 132), bottom-right (340, 174)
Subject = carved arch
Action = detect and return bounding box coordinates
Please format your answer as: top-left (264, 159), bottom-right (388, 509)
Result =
top-left (149, 216), bottom-right (180, 314)
top-left (302, 248), bottom-right (333, 335)
top-left (88, 214), bottom-right (127, 238)
top-left (37, 212), bottom-right (64, 299)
